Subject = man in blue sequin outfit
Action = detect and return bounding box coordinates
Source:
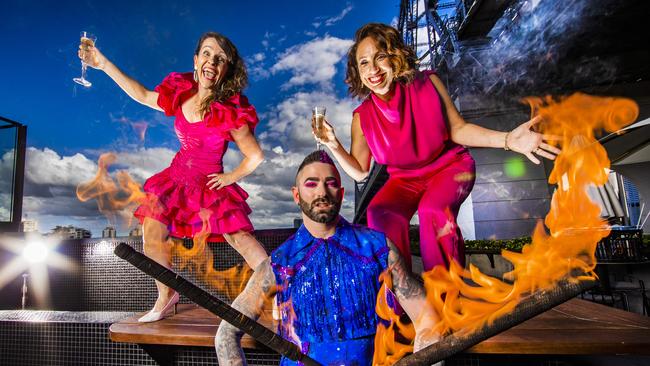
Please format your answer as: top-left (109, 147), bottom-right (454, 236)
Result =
top-left (216, 151), bottom-right (438, 365)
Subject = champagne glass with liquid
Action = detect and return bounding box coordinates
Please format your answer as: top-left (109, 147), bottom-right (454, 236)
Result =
top-left (73, 31), bottom-right (97, 87)
top-left (312, 106), bottom-right (326, 150)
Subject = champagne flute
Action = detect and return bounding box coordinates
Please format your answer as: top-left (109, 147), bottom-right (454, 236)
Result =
top-left (73, 31), bottom-right (97, 87)
top-left (312, 106), bottom-right (326, 150)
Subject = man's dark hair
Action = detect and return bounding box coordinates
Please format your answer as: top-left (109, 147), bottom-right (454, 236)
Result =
top-left (295, 150), bottom-right (337, 181)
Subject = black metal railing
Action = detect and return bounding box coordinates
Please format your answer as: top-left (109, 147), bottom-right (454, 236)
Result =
top-left (0, 116), bottom-right (26, 233)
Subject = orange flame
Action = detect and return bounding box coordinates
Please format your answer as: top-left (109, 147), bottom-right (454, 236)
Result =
top-left (78, 154), bottom-right (252, 302)
top-left (76, 152), bottom-right (147, 230)
top-left (373, 93), bottom-right (639, 360)
top-left (277, 294), bottom-right (303, 348)
top-left (174, 208), bottom-right (253, 302)
top-left (374, 271), bottom-right (415, 365)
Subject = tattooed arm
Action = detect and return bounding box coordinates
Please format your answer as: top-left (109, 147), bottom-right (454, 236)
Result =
top-left (386, 239), bottom-right (440, 352)
top-left (215, 258), bottom-right (276, 365)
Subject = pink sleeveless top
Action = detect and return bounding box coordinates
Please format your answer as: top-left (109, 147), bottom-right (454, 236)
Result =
top-left (354, 71), bottom-right (469, 176)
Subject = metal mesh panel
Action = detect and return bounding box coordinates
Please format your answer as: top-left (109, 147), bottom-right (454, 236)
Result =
top-left (0, 311), bottom-right (156, 366)
top-left (0, 311), bottom-right (282, 365)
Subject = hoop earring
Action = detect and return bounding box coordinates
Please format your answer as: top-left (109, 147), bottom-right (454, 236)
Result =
top-left (193, 69), bottom-right (198, 82)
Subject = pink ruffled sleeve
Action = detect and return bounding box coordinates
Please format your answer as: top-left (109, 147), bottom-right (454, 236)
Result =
top-left (207, 94), bottom-right (259, 141)
top-left (154, 72), bottom-right (195, 116)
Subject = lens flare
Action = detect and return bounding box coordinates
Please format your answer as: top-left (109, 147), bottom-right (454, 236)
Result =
top-left (0, 234), bottom-right (78, 308)
top-left (22, 241), bottom-right (50, 263)
top-left (504, 157), bottom-right (526, 178)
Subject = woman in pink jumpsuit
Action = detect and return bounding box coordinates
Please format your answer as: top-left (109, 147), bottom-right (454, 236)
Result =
top-left (317, 23), bottom-right (559, 272)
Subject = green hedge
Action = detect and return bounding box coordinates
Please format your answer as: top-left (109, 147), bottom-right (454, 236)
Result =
top-left (464, 237), bottom-right (531, 252)
top-left (409, 235), bottom-right (531, 255)
top-left (408, 233), bottom-right (649, 256)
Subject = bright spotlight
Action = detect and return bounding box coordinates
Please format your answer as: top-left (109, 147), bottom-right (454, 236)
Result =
top-left (22, 241), bottom-right (50, 264)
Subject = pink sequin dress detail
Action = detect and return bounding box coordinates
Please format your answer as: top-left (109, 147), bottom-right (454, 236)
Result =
top-left (133, 72), bottom-right (257, 240)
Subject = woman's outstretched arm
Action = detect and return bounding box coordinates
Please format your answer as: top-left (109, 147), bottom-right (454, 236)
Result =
top-left (78, 43), bottom-right (161, 111)
top-left (429, 73), bottom-right (560, 164)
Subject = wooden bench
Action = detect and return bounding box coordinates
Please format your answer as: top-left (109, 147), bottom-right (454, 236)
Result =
top-left (110, 298), bottom-right (650, 355)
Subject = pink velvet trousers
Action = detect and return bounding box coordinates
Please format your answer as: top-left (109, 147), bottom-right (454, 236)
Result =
top-left (367, 151), bottom-right (475, 272)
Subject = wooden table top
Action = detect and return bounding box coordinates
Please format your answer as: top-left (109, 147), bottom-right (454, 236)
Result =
top-left (109, 298), bottom-right (650, 355)
top-left (110, 304), bottom-right (276, 349)
top-left (466, 298), bottom-right (650, 354)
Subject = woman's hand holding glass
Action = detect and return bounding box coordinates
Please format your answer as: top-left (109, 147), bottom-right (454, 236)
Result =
top-left (73, 31), bottom-right (99, 87)
top-left (77, 37), bottom-right (107, 71)
top-left (312, 118), bottom-right (339, 150)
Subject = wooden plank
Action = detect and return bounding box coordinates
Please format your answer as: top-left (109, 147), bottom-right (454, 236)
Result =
top-left (466, 299), bottom-right (650, 354)
top-left (109, 304), bottom-right (277, 349)
top-left (109, 299), bottom-right (650, 355)
top-left (468, 329), bottom-right (650, 354)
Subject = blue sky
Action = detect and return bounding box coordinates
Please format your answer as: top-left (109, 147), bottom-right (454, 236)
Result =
top-left (0, 0), bottom-right (399, 235)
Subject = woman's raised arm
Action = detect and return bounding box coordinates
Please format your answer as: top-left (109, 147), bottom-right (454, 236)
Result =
top-left (317, 113), bottom-right (372, 182)
top-left (78, 43), bottom-right (161, 111)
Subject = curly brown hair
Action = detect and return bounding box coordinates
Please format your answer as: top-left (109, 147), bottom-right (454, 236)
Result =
top-left (195, 32), bottom-right (248, 116)
top-left (345, 23), bottom-right (417, 99)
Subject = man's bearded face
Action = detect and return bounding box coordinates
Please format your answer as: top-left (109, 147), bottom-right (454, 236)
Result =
top-left (298, 192), bottom-right (341, 224)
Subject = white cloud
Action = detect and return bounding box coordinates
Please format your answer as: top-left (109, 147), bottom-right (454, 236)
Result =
top-left (0, 193), bottom-right (10, 221)
top-left (114, 147), bottom-right (175, 182)
top-left (258, 90), bottom-right (357, 150)
top-left (19, 147), bottom-right (175, 235)
top-left (260, 31), bottom-right (279, 51)
top-left (0, 150), bottom-right (15, 193)
top-left (311, 3), bottom-right (353, 29)
top-left (324, 4), bottom-right (353, 26)
top-left (250, 65), bottom-right (271, 80)
top-left (247, 51), bottom-right (272, 80)
top-left (270, 36), bottom-right (353, 89)
top-left (25, 147), bottom-right (96, 186)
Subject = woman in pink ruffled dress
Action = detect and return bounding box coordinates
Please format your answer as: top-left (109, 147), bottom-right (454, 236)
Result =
top-left (78, 32), bottom-right (267, 322)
